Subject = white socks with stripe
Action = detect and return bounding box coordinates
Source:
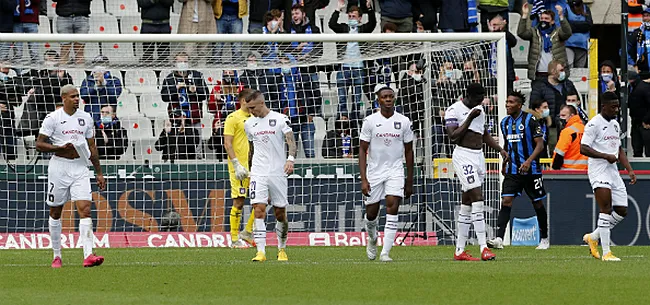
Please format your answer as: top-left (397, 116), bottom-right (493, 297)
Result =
top-left (472, 202), bottom-right (487, 252)
top-left (381, 214), bottom-right (399, 256)
top-left (254, 218), bottom-right (267, 254)
top-left (455, 204), bottom-right (472, 256)
top-left (79, 218), bottom-right (94, 259)
top-left (276, 221), bottom-right (288, 249)
top-left (365, 215), bottom-right (378, 241)
top-left (49, 216), bottom-right (62, 259)
top-left (591, 211), bottom-right (625, 255)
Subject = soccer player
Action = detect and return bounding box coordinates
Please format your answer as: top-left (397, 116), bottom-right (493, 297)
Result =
top-left (359, 85), bottom-right (414, 262)
top-left (445, 83), bottom-right (507, 261)
top-left (581, 92), bottom-right (636, 261)
top-left (224, 88), bottom-right (257, 248)
top-left (487, 91), bottom-right (549, 250)
top-left (244, 90), bottom-right (296, 262)
top-left (35, 84), bottom-right (106, 268)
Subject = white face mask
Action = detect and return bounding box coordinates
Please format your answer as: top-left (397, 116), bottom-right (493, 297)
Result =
top-left (45, 61), bottom-right (57, 69)
top-left (412, 74), bottom-right (422, 82)
top-left (281, 67), bottom-right (291, 74)
top-left (270, 20), bottom-right (279, 30)
top-left (445, 70), bottom-right (453, 79)
top-left (176, 62), bottom-right (189, 71)
top-left (247, 62), bottom-right (257, 68)
top-left (541, 108), bottom-right (550, 118)
top-left (558, 71), bottom-right (566, 81)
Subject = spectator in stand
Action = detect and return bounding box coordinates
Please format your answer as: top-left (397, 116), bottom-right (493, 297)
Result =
top-left (288, 3), bottom-right (323, 109)
top-left (478, 0), bottom-right (509, 31)
top-left (240, 51), bottom-right (264, 90)
top-left (177, 0), bottom-right (217, 61)
top-left (329, 2), bottom-right (375, 122)
top-left (518, 3), bottom-right (572, 81)
top-left (485, 13), bottom-right (517, 93)
top-left (259, 9), bottom-right (285, 112)
top-left (628, 71), bottom-right (650, 157)
top-left (322, 118), bottom-right (359, 158)
top-left (627, 1), bottom-right (650, 33)
top-left (20, 50), bottom-right (74, 125)
top-left (413, 0), bottom-right (438, 32)
top-left (12, 0), bottom-right (44, 64)
top-left (138, 0), bottom-right (174, 64)
top-left (527, 99), bottom-right (551, 158)
top-left (0, 0), bottom-right (14, 61)
top-left (80, 55), bottom-right (123, 122)
top-left (628, 8), bottom-right (650, 74)
top-left (528, 0), bottom-right (567, 24)
top-left (378, 0), bottom-right (412, 33)
top-left (282, 0), bottom-right (328, 33)
top-left (247, 0), bottom-right (282, 34)
top-left (552, 104), bottom-right (587, 170)
top-left (565, 90), bottom-right (588, 124)
top-left (54, 0), bottom-right (90, 65)
top-left (400, 62), bottom-right (426, 136)
top-left (161, 52), bottom-right (209, 138)
top-left (0, 72), bottom-right (21, 161)
top-left (530, 60), bottom-right (577, 150)
top-left (439, 0), bottom-right (478, 32)
top-left (207, 69), bottom-right (243, 160)
top-left (155, 110), bottom-right (200, 162)
top-left (212, 0), bottom-right (247, 64)
top-left (598, 60), bottom-right (620, 101)
top-left (364, 18), bottom-right (391, 105)
top-left (562, 0), bottom-right (591, 68)
top-left (94, 105), bottom-right (128, 160)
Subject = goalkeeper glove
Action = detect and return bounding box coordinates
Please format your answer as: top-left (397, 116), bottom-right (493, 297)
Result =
top-left (231, 158), bottom-right (249, 180)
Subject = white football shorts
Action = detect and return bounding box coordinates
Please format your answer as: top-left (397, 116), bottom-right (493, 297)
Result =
top-left (365, 175), bottom-right (405, 205)
top-left (452, 146), bottom-right (486, 192)
top-left (589, 166), bottom-right (628, 207)
top-left (249, 175), bottom-right (288, 208)
top-left (46, 156), bottom-right (92, 207)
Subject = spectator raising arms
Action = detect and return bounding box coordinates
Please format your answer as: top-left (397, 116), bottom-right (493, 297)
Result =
top-left (518, 2), bottom-right (572, 81)
top-left (80, 55), bottom-right (123, 122)
top-left (95, 105), bottom-right (128, 160)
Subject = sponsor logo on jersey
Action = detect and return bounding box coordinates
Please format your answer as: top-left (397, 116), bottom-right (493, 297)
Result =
top-left (394, 122), bottom-right (401, 130)
top-left (239, 188), bottom-right (246, 195)
top-left (254, 130), bottom-right (276, 136)
top-left (60, 121), bottom-right (66, 124)
top-left (603, 135), bottom-right (619, 141)
top-left (375, 132), bottom-right (400, 138)
top-left (62, 130), bottom-right (84, 135)
top-left (375, 124), bottom-right (382, 127)
top-left (78, 118), bottom-right (85, 126)
top-left (269, 119), bottom-right (276, 127)
top-left (383, 138), bottom-right (392, 146)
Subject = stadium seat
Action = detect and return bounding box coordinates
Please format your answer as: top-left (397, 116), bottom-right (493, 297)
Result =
top-left (102, 42), bottom-right (137, 65)
top-left (90, 15), bottom-right (119, 34)
top-left (115, 92), bottom-right (142, 119)
top-left (140, 93), bottom-right (169, 119)
top-left (38, 15), bottom-right (51, 34)
top-left (153, 117), bottom-right (167, 137)
top-left (121, 116), bottom-right (155, 140)
top-left (106, 0), bottom-right (139, 17)
top-left (508, 13), bottom-right (520, 33)
top-left (47, 0), bottom-right (56, 18)
top-left (313, 116), bottom-right (326, 159)
top-left (84, 43), bottom-right (102, 64)
top-left (570, 68), bottom-right (589, 82)
top-left (158, 69), bottom-right (174, 84)
top-left (170, 14), bottom-right (180, 34)
top-left (321, 88), bottom-right (338, 119)
top-left (172, 1), bottom-right (182, 14)
top-left (197, 69), bottom-right (221, 86)
top-left (119, 15), bottom-right (142, 34)
top-left (124, 69), bottom-right (159, 94)
top-left (40, 42), bottom-right (60, 59)
top-left (200, 113), bottom-right (214, 142)
top-left (133, 138), bottom-right (162, 162)
top-left (66, 69), bottom-right (88, 87)
top-left (90, 0), bottom-right (106, 15)
top-left (512, 38), bottom-right (530, 66)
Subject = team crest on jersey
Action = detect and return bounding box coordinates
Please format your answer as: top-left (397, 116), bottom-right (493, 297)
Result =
top-left (269, 119), bottom-right (276, 127)
top-left (384, 138), bottom-right (392, 146)
top-left (78, 118), bottom-right (85, 126)
top-left (239, 187), bottom-right (246, 195)
top-left (394, 122), bottom-right (401, 130)
top-left (614, 125), bottom-right (619, 133)
top-left (518, 124), bottom-right (525, 131)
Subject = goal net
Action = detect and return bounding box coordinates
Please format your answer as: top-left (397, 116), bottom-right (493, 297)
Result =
top-left (0, 32), bottom-right (507, 249)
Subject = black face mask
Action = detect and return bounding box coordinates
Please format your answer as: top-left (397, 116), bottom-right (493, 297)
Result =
top-left (539, 21), bottom-right (551, 30)
top-left (222, 76), bottom-right (233, 85)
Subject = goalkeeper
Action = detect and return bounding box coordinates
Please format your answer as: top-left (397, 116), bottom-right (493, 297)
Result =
top-left (224, 88), bottom-right (256, 248)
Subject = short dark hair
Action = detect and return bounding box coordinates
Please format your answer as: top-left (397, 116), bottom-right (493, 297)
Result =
top-left (601, 91), bottom-right (619, 104)
top-left (541, 10), bottom-right (556, 20)
top-left (44, 50), bottom-right (60, 60)
top-left (508, 90), bottom-right (526, 104)
top-left (347, 5), bottom-right (362, 16)
top-left (466, 82), bottom-right (485, 97)
top-left (248, 89), bottom-right (263, 102)
top-left (561, 104), bottom-right (577, 115)
top-left (238, 88), bottom-right (256, 102)
top-left (291, 4), bottom-right (304, 12)
top-left (530, 99), bottom-right (547, 110)
top-left (382, 22), bottom-right (397, 33)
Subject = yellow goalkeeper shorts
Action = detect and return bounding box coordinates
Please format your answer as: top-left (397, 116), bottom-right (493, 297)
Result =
top-left (229, 173), bottom-right (250, 199)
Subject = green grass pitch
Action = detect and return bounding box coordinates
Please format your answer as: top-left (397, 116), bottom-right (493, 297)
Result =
top-left (0, 246), bottom-right (647, 305)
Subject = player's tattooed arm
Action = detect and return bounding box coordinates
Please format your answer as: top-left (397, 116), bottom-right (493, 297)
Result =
top-left (285, 132), bottom-right (297, 158)
top-left (248, 141), bottom-right (254, 171)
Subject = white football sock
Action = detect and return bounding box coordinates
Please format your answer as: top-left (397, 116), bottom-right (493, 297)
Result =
top-left (455, 204), bottom-right (472, 256)
top-left (472, 201), bottom-right (487, 252)
top-left (49, 216), bottom-right (62, 259)
top-left (276, 221), bottom-right (288, 249)
top-left (611, 211), bottom-right (624, 229)
top-left (381, 214), bottom-right (398, 256)
top-left (365, 215), bottom-right (378, 241)
top-left (598, 213), bottom-right (614, 255)
top-left (79, 218), bottom-right (93, 259)
top-left (254, 218), bottom-right (266, 254)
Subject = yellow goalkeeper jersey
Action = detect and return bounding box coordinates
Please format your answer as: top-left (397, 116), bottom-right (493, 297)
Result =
top-left (224, 109), bottom-right (251, 172)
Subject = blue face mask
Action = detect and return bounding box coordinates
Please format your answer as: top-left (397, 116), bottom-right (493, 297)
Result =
top-left (601, 73), bottom-right (613, 82)
top-left (541, 109), bottom-right (550, 118)
top-left (445, 70), bottom-right (454, 79)
top-left (101, 116), bottom-right (113, 124)
top-left (348, 19), bottom-right (359, 28)
top-left (282, 67), bottom-right (291, 74)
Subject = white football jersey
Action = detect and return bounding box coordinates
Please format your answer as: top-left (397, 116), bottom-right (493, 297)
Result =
top-left (581, 114), bottom-right (621, 176)
top-left (359, 112), bottom-right (414, 179)
top-left (245, 111), bottom-right (293, 177)
top-left (39, 108), bottom-right (94, 155)
top-left (444, 100), bottom-right (485, 134)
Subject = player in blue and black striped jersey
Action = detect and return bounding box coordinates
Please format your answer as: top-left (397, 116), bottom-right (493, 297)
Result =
top-left (487, 91), bottom-right (550, 250)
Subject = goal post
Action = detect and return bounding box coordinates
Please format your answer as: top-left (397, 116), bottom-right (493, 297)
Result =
top-left (0, 33), bottom-right (508, 248)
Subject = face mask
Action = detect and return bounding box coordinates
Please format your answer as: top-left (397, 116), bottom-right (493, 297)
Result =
top-left (176, 62), bottom-right (189, 71)
top-left (559, 118), bottom-right (567, 126)
top-left (541, 108), bottom-right (550, 118)
top-left (445, 70), bottom-right (453, 79)
top-left (539, 21), bottom-right (551, 30)
top-left (348, 19), bottom-right (359, 28)
top-left (601, 73), bottom-right (613, 82)
top-left (282, 67), bottom-right (291, 74)
top-left (222, 76), bottom-right (233, 85)
top-left (558, 71), bottom-right (566, 81)
top-left (0, 72), bottom-right (8, 81)
top-left (644, 22), bottom-right (650, 28)
top-left (101, 116), bottom-right (113, 124)
top-left (567, 102), bottom-right (579, 109)
top-left (270, 20), bottom-right (279, 29)
top-left (45, 61), bottom-right (57, 69)
top-left (247, 62), bottom-right (257, 68)
top-left (412, 74), bottom-right (422, 82)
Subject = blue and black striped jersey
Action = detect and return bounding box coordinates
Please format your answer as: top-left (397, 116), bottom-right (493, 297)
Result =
top-left (500, 112), bottom-right (543, 175)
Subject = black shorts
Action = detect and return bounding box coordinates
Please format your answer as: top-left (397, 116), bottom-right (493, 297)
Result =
top-left (501, 174), bottom-right (547, 201)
